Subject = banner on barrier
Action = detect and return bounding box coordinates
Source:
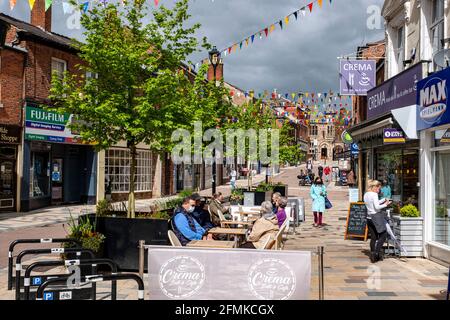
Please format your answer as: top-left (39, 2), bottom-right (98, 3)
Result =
top-left (147, 246), bottom-right (311, 300)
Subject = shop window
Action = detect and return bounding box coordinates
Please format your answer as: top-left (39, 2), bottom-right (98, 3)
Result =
top-left (433, 150), bottom-right (450, 246)
top-left (30, 152), bottom-right (50, 198)
top-left (105, 148), bottom-right (153, 193)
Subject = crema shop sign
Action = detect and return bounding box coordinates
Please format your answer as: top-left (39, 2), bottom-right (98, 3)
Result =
top-left (25, 106), bottom-right (85, 144)
top-left (367, 63), bottom-right (422, 120)
top-left (417, 67), bottom-right (450, 131)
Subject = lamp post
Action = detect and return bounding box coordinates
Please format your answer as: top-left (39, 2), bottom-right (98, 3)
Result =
top-left (209, 46), bottom-right (220, 195)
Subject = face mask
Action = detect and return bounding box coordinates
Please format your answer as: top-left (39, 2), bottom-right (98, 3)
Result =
top-left (188, 206), bottom-right (195, 213)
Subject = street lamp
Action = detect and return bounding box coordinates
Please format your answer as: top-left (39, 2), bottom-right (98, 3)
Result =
top-left (209, 46), bottom-right (221, 195)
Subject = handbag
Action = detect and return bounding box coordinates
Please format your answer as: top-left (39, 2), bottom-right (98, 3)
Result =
top-left (325, 196), bottom-right (333, 209)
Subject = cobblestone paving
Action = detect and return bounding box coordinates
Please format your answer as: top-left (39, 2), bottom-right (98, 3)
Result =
top-left (0, 166), bottom-right (448, 300)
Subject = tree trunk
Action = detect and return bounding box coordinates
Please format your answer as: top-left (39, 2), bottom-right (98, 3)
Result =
top-left (128, 144), bottom-right (137, 218)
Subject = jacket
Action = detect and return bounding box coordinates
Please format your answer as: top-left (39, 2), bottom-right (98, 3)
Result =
top-left (248, 217), bottom-right (279, 249)
top-left (172, 207), bottom-right (206, 246)
top-left (310, 184), bottom-right (327, 213)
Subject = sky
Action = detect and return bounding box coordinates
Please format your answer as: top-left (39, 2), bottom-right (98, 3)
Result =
top-left (0, 0), bottom-right (385, 95)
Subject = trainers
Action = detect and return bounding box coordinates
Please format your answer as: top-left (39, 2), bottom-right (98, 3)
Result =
top-left (370, 253), bottom-right (377, 263)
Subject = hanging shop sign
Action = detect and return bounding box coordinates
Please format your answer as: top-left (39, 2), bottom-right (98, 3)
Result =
top-left (383, 128), bottom-right (406, 145)
top-left (351, 143), bottom-right (360, 155)
top-left (340, 60), bottom-right (376, 96)
top-left (417, 67), bottom-right (450, 131)
top-left (0, 124), bottom-right (21, 145)
top-left (25, 106), bottom-right (87, 144)
top-left (440, 129), bottom-right (450, 144)
top-left (341, 130), bottom-right (354, 145)
top-left (368, 63), bottom-right (423, 120)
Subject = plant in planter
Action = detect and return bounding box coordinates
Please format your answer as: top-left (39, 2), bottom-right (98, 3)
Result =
top-left (392, 204), bottom-right (423, 257)
top-left (230, 189), bottom-right (244, 205)
top-left (64, 212), bottom-right (106, 254)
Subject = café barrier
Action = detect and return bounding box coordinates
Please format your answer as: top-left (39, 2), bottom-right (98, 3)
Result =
top-left (7, 238), bottom-right (81, 290)
top-left (36, 274), bottom-right (145, 301)
top-left (140, 244), bottom-right (321, 300)
top-left (22, 259), bottom-right (118, 300)
top-left (14, 248), bottom-right (96, 300)
top-left (447, 266), bottom-right (449, 301)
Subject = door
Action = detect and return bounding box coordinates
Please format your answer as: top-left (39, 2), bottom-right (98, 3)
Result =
top-left (0, 147), bottom-right (16, 211)
top-left (51, 158), bottom-right (63, 204)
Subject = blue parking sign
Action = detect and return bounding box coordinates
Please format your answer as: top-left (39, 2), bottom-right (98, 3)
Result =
top-left (32, 277), bottom-right (42, 285)
top-left (43, 292), bottom-right (54, 300)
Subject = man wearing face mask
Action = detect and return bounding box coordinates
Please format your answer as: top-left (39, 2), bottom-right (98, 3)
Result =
top-left (172, 197), bottom-right (213, 246)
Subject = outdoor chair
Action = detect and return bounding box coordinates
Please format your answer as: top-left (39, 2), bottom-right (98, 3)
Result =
top-left (274, 219), bottom-right (289, 250)
top-left (260, 235), bottom-right (276, 250)
top-left (168, 230), bottom-right (182, 247)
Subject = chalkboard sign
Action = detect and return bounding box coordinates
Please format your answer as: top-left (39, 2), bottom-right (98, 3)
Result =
top-left (344, 202), bottom-right (368, 241)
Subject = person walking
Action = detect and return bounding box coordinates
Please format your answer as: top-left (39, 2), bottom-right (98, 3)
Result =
top-left (364, 180), bottom-right (392, 263)
top-left (230, 168), bottom-right (237, 191)
top-left (310, 177), bottom-right (327, 228)
top-left (318, 165), bottom-right (324, 180)
top-left (347, 169), bottom-right (356, 187)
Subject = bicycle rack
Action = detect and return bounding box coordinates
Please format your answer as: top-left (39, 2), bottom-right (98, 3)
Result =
top-left (36, 273), bottom-right (145, 301)
top-left (22, 258), bottom-right (118, 300)
top-left (14, 248), bottom-right (96, 300)
top-left (7, 238), bottom-right (81, 290)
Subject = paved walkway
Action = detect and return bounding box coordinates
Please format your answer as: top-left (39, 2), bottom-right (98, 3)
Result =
top-left (0, 166), bottom-right (448, 300)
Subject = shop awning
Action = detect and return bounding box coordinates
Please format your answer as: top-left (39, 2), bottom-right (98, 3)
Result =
top-left (391, 105), bottom-right (418, 139)
top-left (350, 117), bottom-right (394, 138)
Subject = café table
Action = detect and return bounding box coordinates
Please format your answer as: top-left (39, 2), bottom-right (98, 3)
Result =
top-left (208, 227), bottom-right (248, 246)
top-left (187, 240), bottom-right (235, 249)
top-left (220, 220), bottom-right (254, 228)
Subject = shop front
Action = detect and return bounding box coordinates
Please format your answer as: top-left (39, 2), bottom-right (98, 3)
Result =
top-left (417, 67), bottom-right (450, 265)
top-left (21, 104), bottom-right (97, 212)
top-left (0, 124), bottom-right (21, 212)
top-left (348, 62), bottom-right (425, 202)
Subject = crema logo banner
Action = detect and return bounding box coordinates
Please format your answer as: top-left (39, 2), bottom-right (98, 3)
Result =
top-left (158, 256), bottom-right (206, 299)
top-left (247, 258), bottom-right (296, 300)
top-left (148, 248), bottom-right (311, 300)
top-left (417, 67), bottom-right (450, 131)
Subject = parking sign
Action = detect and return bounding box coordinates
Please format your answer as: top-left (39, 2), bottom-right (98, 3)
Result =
top-left (43, 292), bottom-right (54, 300)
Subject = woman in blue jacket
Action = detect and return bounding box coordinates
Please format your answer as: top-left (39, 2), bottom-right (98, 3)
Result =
top-left (310, 177), bottom-right (327, 228)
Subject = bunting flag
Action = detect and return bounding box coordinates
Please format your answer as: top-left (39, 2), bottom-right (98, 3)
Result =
top-left (154, 0), bottom-right (159, 6)
top-left (9, 0), bottom-right (16, 10)
top-left (82, 2), bottom-right (89, 13)
top-left (45, 0), bottom-right (52, 11)
top-left (28, 0), bottom-right (36, 10)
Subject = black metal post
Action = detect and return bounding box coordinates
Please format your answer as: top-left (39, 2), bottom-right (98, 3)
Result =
top-left (212, 65), bottom-right (217, 195)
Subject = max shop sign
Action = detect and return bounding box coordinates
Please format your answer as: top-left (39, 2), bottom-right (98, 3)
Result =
top-left (0, 125), bottom-right (21, 145)
top-left (417, 67), bottom-right (450, 131)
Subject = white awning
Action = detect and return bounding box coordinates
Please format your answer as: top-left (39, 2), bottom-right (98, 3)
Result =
top-left (351, 117), bottom-right (394, 137)
top-left (391, 105), bottom-right (418, 139)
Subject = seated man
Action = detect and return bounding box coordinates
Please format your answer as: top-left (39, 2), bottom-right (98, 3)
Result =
top-left (172, 197), bottom-right (213, 246)
top-left (191, 193), bottom-right (215, 231)
top-left (209, 192), bottom-right (232, 226)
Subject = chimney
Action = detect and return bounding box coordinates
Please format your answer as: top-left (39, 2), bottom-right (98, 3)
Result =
top-left (207, 59), bottom-right (224, 82)
top-left (31, 0), bottom-right (52, 32)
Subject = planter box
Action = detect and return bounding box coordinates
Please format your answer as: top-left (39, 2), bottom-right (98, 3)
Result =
top-left (434, 217), bottom-right (450, 244)
top-left (273, 185), bottom-right (288, 197)
top-left (243, 191), bottom-right (272, 206)
top-left (391, 215), bottom-right (424, 257)
top-left (82, 214), bottom-right (169, 271)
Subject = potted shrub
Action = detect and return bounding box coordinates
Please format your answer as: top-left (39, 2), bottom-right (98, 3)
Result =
top-left (244, 183), bottom-right (274, 206)
top-left (272, 182), bottom-right (288, 197)
top-left (230, 189), bottom-right (244, 205)
top-left (391, 204), bottom-right (424, 257)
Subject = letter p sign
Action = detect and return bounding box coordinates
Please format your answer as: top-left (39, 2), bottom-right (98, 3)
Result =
top-left (43, 292), bottom-right (54, 300)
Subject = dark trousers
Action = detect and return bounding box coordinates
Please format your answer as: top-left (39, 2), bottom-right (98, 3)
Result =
top-left (367, 219), bottom-right (388, 256)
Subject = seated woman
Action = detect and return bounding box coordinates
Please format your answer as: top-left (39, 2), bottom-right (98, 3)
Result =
top-left (240, 201), bottom-right (279, 249)
top-left (172, 197), bottom-right (213, 246)
top-left (209, 192), bottom-right (231, 226)
top-left (276, 197), bottom-right (288, 228)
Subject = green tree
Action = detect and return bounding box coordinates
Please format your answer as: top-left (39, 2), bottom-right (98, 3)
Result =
top-left (279, 122), bottom-right (305, 166)
top-left (49, 0), bottom-right (225, 217)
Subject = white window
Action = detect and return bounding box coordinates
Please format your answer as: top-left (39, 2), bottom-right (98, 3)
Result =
top-left (105, 148), bottom-right (153, 193)
top-left (51, 58), bottom-right (67, 80)
top-left (431, 0), bottom-right (445, 70)
top-left (396, 26), bottom-right (405, 72)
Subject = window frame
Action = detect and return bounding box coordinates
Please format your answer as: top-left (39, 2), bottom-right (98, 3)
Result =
top-left (51, 57), bottom-right (67, 80)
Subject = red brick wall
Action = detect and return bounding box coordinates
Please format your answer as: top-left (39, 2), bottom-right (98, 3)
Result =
top-left (24, 41), bottom-right (83, 104)
top-left (0, 48), bottom-right (25, 125)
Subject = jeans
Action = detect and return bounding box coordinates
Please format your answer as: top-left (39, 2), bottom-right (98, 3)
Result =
top-left (367, 219), bottom-right (388, 256)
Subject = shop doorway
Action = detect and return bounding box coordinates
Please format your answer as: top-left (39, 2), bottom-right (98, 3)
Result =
top-left (321, 148), bottom-right (328, 159)
top-left (0, 146), bottom-right (16, 211)
top-left (51, 158), bottom-right (64, 205)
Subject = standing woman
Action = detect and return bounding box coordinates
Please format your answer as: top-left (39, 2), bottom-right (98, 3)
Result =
top-left (310, 177), bottom-right (327, 228)
top-left (364, 180), bottom-right (392, 263)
